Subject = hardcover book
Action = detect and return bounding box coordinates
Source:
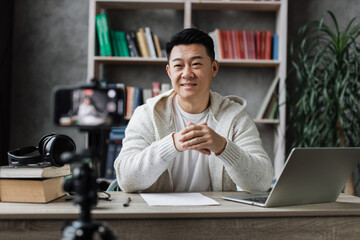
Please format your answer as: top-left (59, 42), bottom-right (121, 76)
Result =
top-left (0, 164), bottom-right (71, 178)
top-left (0, 177), bottom-right (65, 203)
top-left (95, 13), bottom-right (112, 56)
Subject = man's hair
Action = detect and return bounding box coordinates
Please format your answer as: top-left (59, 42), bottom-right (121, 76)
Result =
top-left (166, 28), bottom-right (215, 61)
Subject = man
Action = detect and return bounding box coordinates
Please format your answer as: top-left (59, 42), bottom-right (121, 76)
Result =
top-left (114, 28), bottom-right (273, 193)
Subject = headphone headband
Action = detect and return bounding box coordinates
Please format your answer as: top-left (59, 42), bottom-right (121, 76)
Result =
top-left (7, 146), bottom-right (42, 166)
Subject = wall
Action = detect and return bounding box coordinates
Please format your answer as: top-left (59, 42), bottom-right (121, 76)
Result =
top-left (10, 0), bottom-right (89, 150)
top-left (9, 0), bottom-right (359, 162)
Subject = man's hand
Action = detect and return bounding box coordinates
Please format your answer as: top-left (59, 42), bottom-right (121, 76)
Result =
top-left (173, 122), bottom-right (227, 155)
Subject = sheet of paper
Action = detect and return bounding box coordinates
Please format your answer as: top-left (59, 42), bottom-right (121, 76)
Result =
top-left (140, 192), bottom-right (220, 206)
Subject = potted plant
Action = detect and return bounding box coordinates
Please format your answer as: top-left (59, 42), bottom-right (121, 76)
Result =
top-left (288, 11), bottom-right (360, 194)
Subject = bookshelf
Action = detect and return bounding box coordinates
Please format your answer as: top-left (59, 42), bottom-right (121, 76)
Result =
top-left (87, 0), bottom-right (287, 180)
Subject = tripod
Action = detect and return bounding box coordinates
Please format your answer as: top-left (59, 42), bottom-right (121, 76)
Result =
top-left (61, 150), bottom-right (116, 240)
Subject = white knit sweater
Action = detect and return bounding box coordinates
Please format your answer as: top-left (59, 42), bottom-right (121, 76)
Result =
top-left (114, 90), bottom-right (274, 193)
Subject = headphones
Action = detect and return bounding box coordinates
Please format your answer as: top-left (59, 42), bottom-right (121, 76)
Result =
top-left (7, 133), bottom-right (76, 167)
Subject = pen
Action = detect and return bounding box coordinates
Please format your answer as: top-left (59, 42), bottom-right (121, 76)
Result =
top-left (123, 197), bottom-right (131, 207)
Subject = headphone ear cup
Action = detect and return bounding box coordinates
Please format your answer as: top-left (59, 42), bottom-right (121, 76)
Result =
top-left (42, 134), bottom-right (76, 167)
top-left (38, 133), bottom-right (56, 156)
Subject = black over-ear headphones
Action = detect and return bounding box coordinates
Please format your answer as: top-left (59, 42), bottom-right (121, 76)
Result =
top-left (7, 133), bottom-right (76, 167)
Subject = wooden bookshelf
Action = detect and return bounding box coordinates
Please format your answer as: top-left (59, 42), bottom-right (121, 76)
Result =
top-left (87, 0), bottom-right (288, 179)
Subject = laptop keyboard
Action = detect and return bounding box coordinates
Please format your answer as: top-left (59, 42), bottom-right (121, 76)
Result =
top-left (245, 197), bottom-right (268, 204)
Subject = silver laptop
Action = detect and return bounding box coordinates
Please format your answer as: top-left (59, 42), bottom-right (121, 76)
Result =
top-left (222, 148), bottom-right (360, 207)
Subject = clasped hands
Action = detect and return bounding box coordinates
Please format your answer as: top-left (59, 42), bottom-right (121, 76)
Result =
top-left (173, 122), bottom-right (227, 156)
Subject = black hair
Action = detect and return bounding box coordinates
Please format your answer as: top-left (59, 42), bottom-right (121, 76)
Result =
top-left (165, 28), bottom-right (215, 61)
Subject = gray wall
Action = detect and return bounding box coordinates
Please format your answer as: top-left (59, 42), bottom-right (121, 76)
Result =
top-left (11, 0), bottom-right (89, 150)
top-left (9, 0), bottom-right (359, 156)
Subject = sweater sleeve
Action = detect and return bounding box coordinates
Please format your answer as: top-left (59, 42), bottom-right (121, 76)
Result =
top-left (217, 111), bottom-right (274, 193)
top-left (114, 105), bottom-right (178, 193)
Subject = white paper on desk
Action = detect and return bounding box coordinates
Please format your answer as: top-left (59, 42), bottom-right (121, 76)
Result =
top-left (140, 193), bottom-right (219, 206)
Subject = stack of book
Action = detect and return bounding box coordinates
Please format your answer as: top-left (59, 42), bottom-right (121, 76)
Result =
top-left (96, 13), bottom-right (163, 58)
top-left (208, 29), bottom-right (278, 60)
top-left (0, 164), bottom-right (71, 203)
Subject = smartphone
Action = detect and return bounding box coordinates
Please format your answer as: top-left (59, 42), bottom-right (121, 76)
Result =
top-left (52, 85), bottom-right (125, 128)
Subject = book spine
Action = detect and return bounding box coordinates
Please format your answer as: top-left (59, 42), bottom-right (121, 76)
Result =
top-left (219, 30), bottom-right (226, 59)
top-left (142, 88), bottom-right (153, 103)
top-left (136, 28), bottom-right (150, 58)
top-left (97, 13), bottom-right (112, 56)
top-left (110, 30), bottom-right (119, 56)
top-left (119, 31), bottom-right (130, 57)
top-left (272, 33), bottom-right (279, 60)
top-left (256, 31), bottom-right (261, 59)
top-left (265, 31), bottom-right (272, 60)
top-left (161, 83), bottom-right (171, 93)
top-left (152, 82), bottom-right (161, 97)
top-left (133, 87), bottom-right (143, 112)
top-left (153, 34), bottom-right (162, 58)
top-left (112, 144), bottom-right (123, 179)
top-left (126, 31), bottom-right (140, 57)
top-left (125, 86), bottom-right (135, 119)
top-left (242, 30), bottom-right (248, 59)
top-left (231, 30), bottom-right (238, 59)
top-left (145, 27), bottom-right (157, 58)
top-left (95, 14), bottom-right (105, 56)
top-left (105, 143), bottom-right (117, 179)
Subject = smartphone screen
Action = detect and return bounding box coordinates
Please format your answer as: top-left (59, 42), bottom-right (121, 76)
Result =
top-left (53, 87), bottom-right (125, 128)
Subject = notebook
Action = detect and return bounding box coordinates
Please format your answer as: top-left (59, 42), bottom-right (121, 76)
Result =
top-left (222, 148), bottom-right (360, 207)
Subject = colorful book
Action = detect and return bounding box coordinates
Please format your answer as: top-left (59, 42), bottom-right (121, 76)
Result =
top-left (95, 13), bottom-right (112, 56)
top-left (153, 34), bottom-right (162, 58)
top-left (265, 31), bottom-right (272, 60)
top-left (145, 27), bottom-right (157, 58)
top-left (136, 28), bottom-right (150, 57)
top-left (125, 86), bottom-right (135, 119)
top-left (111, 30), bottom-right (120, 57)
top-left (272, 33), bottom-right (279, 60)
top-left (118, 31), bottom-right (130, 57)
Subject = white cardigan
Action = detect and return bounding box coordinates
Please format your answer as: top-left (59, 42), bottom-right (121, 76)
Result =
top-left (114, 90), bottom-right (274, 193)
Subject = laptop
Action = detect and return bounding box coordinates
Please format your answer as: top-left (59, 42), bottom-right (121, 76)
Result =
top-left (222, 148), bottom-right (360, 207)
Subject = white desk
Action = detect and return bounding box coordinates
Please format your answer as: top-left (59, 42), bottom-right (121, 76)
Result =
top-left (1, 192), bottom-right (360, 240)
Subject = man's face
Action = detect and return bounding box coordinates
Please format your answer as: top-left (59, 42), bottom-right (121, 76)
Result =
top-left (166, 44), bottom-right (218, 106)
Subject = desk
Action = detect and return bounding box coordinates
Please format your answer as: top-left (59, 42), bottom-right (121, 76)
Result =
top-left (1, 192), bottom-right (360, 240)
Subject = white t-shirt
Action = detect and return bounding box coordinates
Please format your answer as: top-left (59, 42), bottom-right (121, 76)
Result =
top-left (171, 95), bottom-right (211, 192)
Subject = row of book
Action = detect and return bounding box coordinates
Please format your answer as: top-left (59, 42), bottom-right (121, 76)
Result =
top-left (209, 29), bottom-right (279, 60)
top-left (125, 82), bottom-right (171, 120)
top-left (96, 13), bottom-right (163, 58)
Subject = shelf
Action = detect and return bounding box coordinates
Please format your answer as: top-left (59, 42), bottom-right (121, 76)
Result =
top-left (253, 119), bottom-right (279, 125)
top-left (96, 0), bottom-right (186, 10)
top-left (88, 0), bottom-right (288, 179)
top-left (93, 56), bottom-right (280, 67)
top-left (191, 0), bottom-right (281, 11)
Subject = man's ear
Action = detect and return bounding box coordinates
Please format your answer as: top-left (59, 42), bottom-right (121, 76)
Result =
top-left (166, 64), bottom-right (171, 78)
top-left (212, 60), bottom-right (219, 77)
